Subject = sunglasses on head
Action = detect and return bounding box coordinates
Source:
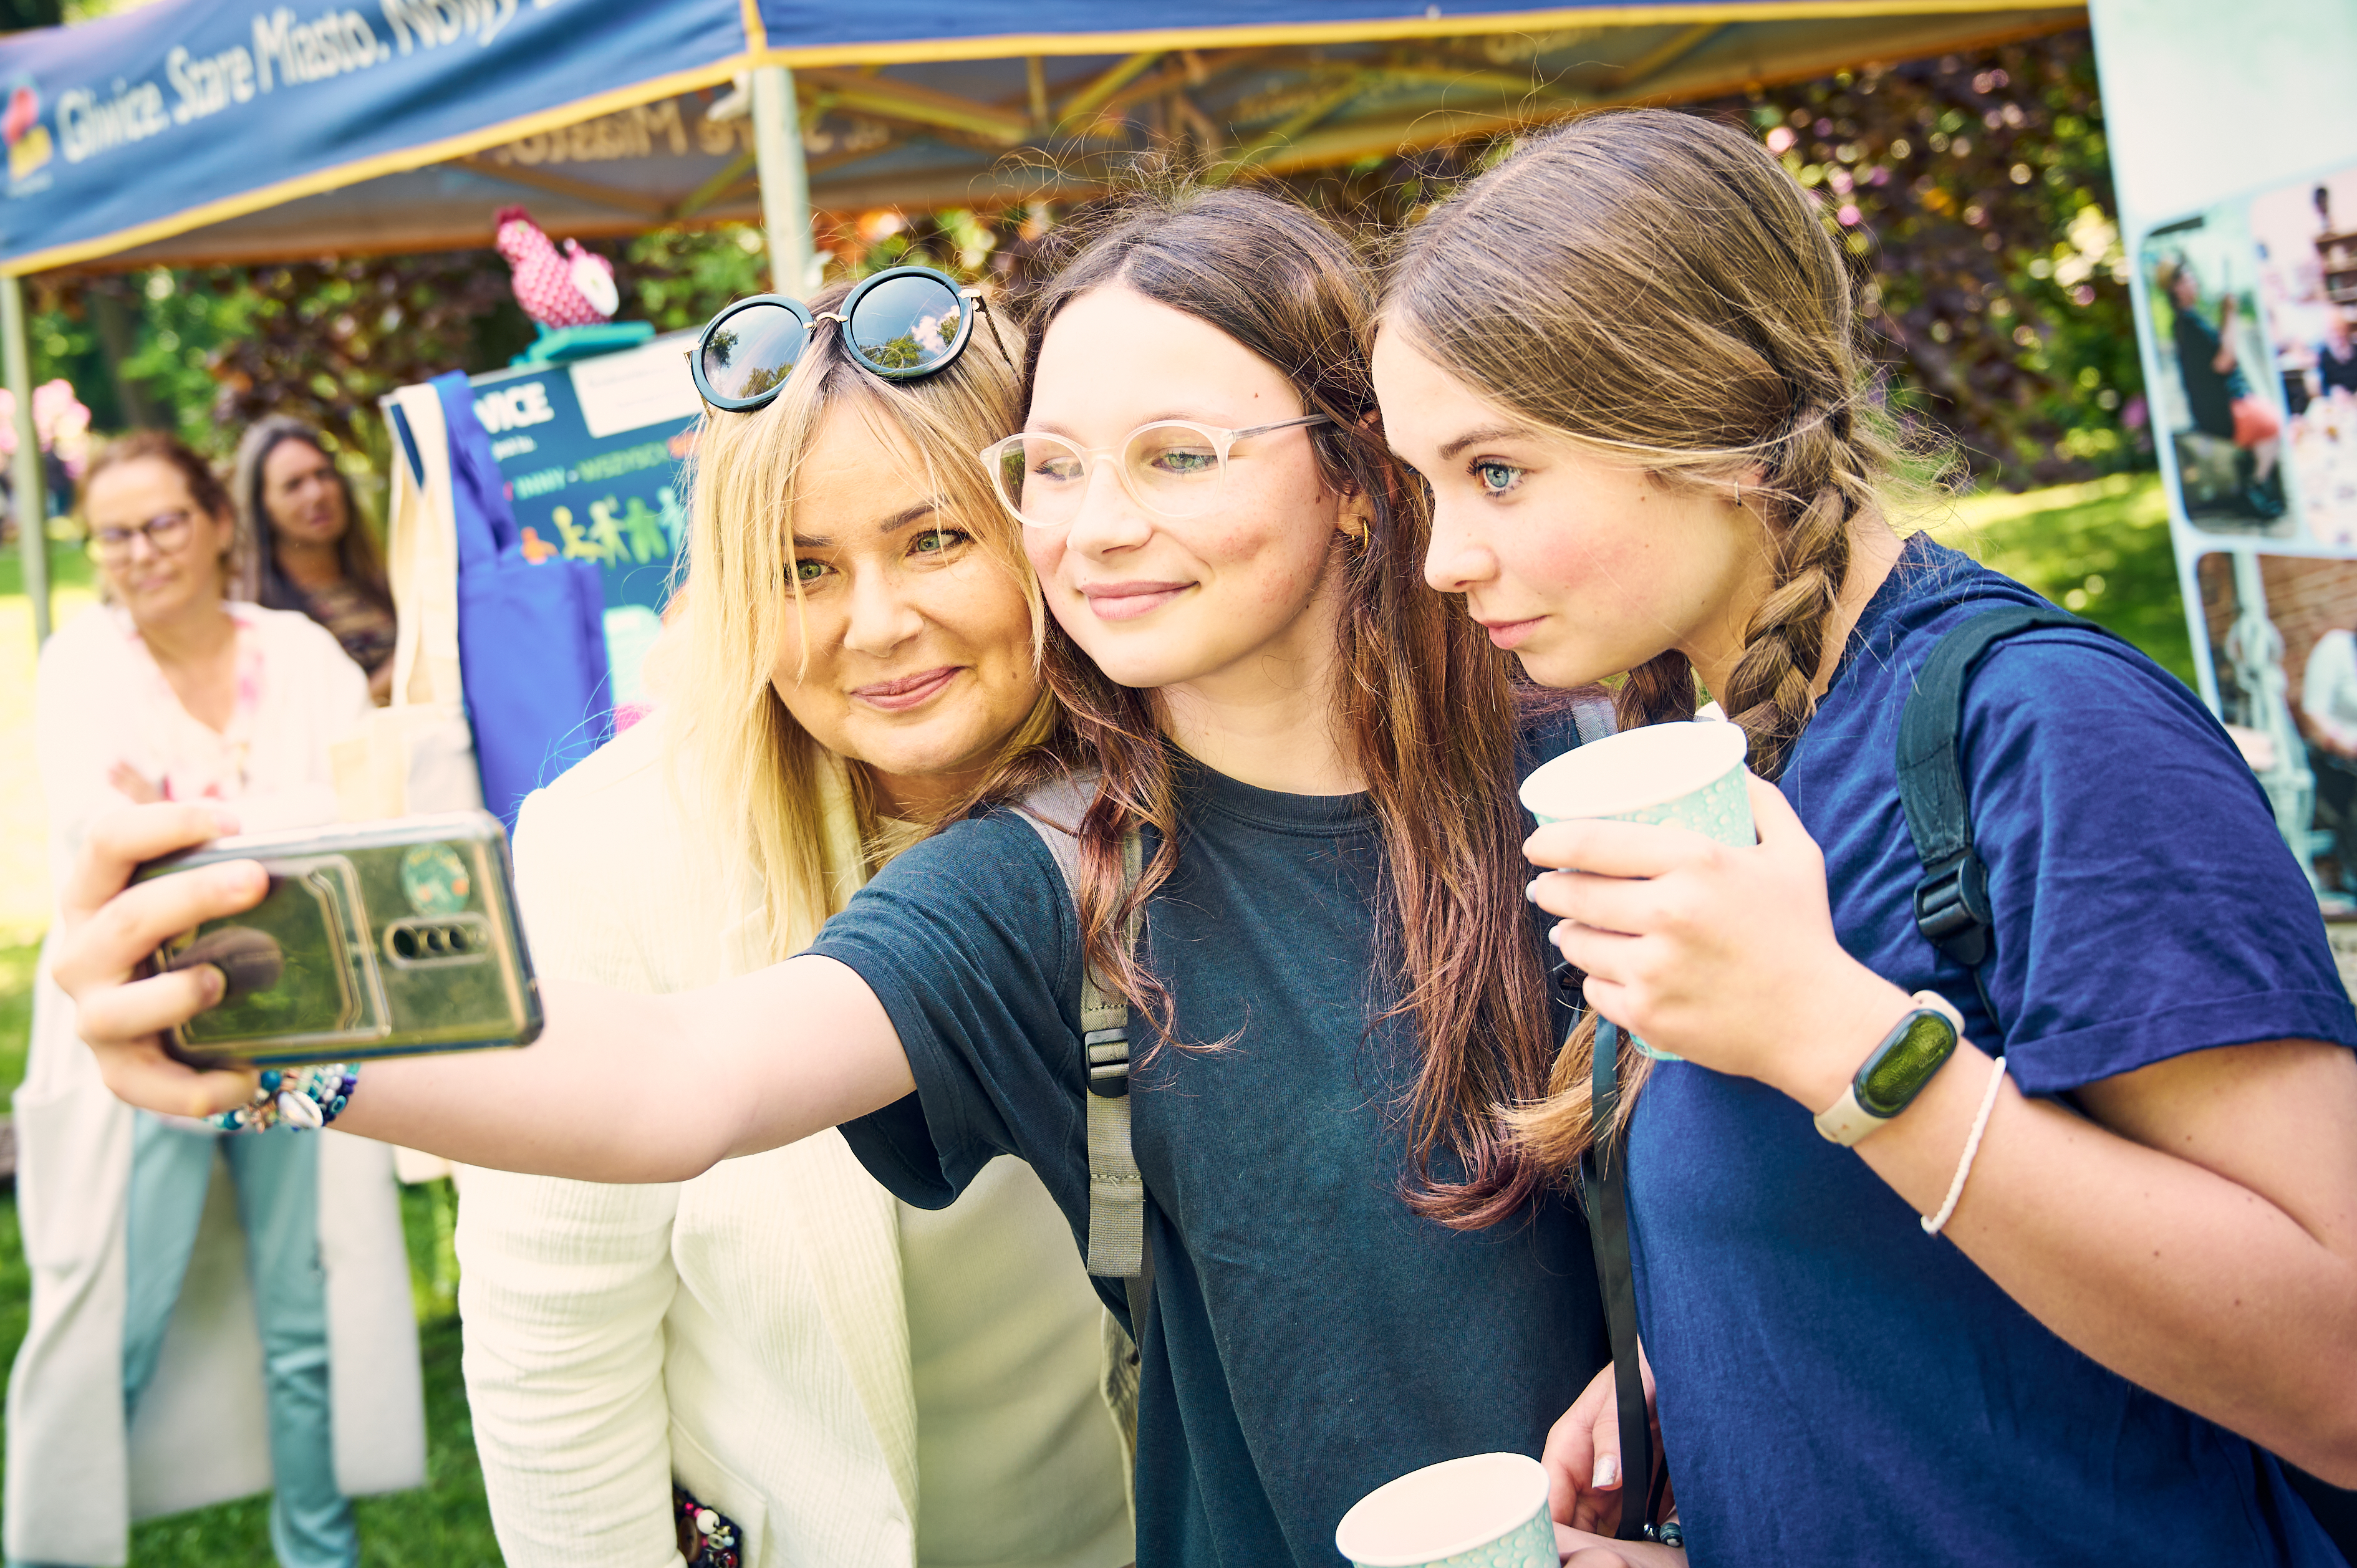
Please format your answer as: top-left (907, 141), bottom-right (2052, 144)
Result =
top-left (688, 265), bottom-right (1005, 413)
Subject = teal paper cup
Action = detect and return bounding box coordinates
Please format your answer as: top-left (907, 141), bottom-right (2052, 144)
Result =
top-left (1519, 719), bottom-right (1757, 1062)
top-left (1335, 1453), bottom-right (1554, 1568)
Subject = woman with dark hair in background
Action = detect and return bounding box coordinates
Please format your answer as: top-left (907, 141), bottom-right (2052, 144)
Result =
top-left (232, 417), bottom-right (397, 701)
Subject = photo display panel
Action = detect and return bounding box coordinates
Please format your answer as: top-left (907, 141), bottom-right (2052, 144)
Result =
top-left (2089, 0), bottom-right (2357, 909)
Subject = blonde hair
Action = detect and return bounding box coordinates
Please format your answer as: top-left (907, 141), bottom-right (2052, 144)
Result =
top-left (1386, 108), bottom-right (1944, 1165)
top-left (655, 281), bottom-right (1046, 960)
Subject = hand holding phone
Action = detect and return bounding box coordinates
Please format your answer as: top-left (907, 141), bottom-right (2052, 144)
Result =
top-left (132, 812), bottom-right (542, 1068)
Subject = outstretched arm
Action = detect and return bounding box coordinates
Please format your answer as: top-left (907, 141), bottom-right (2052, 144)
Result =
top-left (52, 803), bottom-right (915, 1183)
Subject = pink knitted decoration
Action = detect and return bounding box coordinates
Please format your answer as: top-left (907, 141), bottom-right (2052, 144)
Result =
top-left (494, 206), bottom-right (618, 329)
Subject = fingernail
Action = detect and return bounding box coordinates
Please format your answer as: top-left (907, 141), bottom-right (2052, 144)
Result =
top-left (1592, 1454), bottom-right (1621, 1489)
top-left (1526, 875), bottom-right (1545, 903)
top-left (198, 964), bottom-right (226, 1003)
top-left (210, 808), bottom-right (239, 837)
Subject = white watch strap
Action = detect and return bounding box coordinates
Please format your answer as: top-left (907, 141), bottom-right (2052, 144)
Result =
top-left (1813, 991), bottom-right (1965, 1147)
top-left (1813, 1085), bottom-right (1884, 1146)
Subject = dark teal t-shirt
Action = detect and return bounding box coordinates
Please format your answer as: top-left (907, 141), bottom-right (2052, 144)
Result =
top-left (1627, 534), bottom-right (2357, 1566)
top-left (814, 744), bottom-right (1608, 1568)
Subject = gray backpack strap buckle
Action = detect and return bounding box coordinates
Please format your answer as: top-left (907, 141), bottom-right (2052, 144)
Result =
top-left (1018, 778), bottom-right (1149, 1282)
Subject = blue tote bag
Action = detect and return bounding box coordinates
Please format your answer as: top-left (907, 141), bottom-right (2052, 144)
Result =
top-left (431, 370), bottom-right (612, 827)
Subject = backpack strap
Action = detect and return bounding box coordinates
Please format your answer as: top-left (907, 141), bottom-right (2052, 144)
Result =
top-left (1580, 1019), bottom-right (1662, 1544)
top-left (1547, 698), bottom-right (1670, 1541)
top-left (1018, 777), bottom-right (1151, 1304)
top-left (1567, 687), bottom-right (1619, 749)
top-left (1896, 604), bottom-right (2115, 1033)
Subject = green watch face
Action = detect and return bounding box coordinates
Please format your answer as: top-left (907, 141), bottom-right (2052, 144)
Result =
top-left (1856, 1009), bottom-right (1959, 1119)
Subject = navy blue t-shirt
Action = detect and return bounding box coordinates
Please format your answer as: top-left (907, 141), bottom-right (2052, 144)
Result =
top-left (811, 738), bottom-right (1608, 1568)
top-left (1627, 534), bottom-right (2357, 1566)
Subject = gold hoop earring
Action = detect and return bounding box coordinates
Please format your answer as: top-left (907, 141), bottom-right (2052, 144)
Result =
top-left (1732, 478), bottom-right (1743, 510)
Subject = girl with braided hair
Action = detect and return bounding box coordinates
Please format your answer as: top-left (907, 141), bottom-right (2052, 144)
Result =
top-left (1378, 109), bottom-right (2357, 1567)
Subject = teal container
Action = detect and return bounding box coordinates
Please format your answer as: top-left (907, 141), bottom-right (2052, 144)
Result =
top-left (1334, 1453), bottom-right (1554, 1568)
top-left (1519, 719), bottom-right (1757, 1062)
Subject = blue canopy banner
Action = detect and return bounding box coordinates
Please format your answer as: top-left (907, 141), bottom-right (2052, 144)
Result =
top-left (746, 0), bottom-right (2070, 64)
top-left (0, 0), bottom-right (747, 272)
top-left (0, 0), bottom-right (2073, 272)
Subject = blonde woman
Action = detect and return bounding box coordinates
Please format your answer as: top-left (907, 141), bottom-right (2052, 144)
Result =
top-left (456, 279), bottom-right (1135, 1568)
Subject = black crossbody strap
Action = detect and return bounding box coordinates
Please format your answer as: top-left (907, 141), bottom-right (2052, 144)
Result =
top-left (1896, 604), bottom-right (2113, 1031)
top-left (1581, 1019), bottom-right (1654, 1543)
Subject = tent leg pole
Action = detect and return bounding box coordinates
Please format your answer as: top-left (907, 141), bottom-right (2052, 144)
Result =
top-left (752, 65), bottom-right (814, 296)
top-left (2, 273), bottom-right (50, 649)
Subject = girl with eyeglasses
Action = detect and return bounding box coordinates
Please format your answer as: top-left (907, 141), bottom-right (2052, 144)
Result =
top-left (1376, 109), bottom-right (2357, 1567)
top-left (11, 432), bottom-right (416, 1568)
top-left (54, 192), bottom-right (1611, 1567)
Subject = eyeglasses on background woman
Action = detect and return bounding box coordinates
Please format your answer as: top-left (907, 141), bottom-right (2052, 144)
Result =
top-left (87, 507), bottom-right (195, 562)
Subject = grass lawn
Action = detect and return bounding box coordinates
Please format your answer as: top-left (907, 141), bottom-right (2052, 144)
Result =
top-left (0, 473), bottom-right (2185, 1562)
top-left (1927, 471), bottom-right (2192, 686)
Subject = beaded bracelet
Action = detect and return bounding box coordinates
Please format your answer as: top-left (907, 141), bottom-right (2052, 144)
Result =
top-left (208, 1064), bottom-right (359, 1134)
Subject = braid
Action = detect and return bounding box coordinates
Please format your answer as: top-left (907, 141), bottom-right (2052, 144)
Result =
top-left (1388, 108), bottom-right (1956, 1179)
top-left (1616, 648), bottom-right (1699, 732)
top-left (1718, 407), bottom-right (1867, 781)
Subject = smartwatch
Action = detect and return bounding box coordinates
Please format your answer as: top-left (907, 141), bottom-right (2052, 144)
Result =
top-left (1813, 990), bottom-right (1964, 1146)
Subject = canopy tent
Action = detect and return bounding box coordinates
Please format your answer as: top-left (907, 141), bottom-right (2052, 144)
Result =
top-left (0, 0), bottom-right (2086, 643)
top-left (18, 4), bottom-right (2082, 270)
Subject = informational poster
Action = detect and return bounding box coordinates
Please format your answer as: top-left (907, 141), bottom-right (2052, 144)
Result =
top-left (2091, 0), bottom-right (2357, 900)
top-left (467, 333), bottom-right (701, 707)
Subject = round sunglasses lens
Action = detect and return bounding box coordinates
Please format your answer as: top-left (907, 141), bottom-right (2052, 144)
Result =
top-left (701, 302), bottom-right (807, 402)
top-left (847, 274), bottom-right (965, 375)
top-left (993, 434), bottom-right (1089, 526)
top-left (1124, 424), bottom-right (1226, 517)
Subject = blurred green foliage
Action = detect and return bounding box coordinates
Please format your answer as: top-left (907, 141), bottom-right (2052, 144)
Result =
top-left (1686, 32), bottom-right (2147, 488)
top-left (1931, 472), bottom-right (2191, 684)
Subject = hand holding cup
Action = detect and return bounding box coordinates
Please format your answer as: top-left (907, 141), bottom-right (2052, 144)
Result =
top-left (1524, 724), bottom-right (1906, 1102)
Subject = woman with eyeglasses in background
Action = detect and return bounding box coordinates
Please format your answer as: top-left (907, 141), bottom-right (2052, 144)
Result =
top-left (7, 432), bottom-right (419, 1568)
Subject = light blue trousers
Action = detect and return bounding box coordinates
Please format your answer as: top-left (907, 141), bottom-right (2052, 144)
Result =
top-left (7, 1115), bottom-right (359, 1568)
top-left (119, 1115), bottom-right (357, 1567)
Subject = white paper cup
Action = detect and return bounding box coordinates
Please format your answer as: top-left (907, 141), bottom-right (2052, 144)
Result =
top-left (1520, 720), bottom-right (1757, 1062)
top-left (1334, 1452), bottom-right (1554, 1568)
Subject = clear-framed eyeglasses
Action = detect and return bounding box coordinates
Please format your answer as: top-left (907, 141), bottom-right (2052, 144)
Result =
top-left (976, 413), bottom-right (1331, 529)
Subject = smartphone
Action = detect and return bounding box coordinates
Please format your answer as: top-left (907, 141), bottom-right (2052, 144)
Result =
top-left (133, 811), bottom-right (542, 1068)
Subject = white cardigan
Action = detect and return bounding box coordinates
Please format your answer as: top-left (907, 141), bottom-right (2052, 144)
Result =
top-left (457, 717), bottom-right (1134, 1568)
top-left (6, 602), bottom-right (425, 1566)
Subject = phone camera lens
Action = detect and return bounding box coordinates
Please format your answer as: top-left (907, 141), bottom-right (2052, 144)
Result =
top-left (425, 927), bottom-right (449, 956)
top-left (393, 928), bottom-right (418, 960)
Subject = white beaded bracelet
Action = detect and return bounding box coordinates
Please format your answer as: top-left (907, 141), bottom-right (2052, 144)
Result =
top-left (1922, 1054), bottom-right (2008, 1236)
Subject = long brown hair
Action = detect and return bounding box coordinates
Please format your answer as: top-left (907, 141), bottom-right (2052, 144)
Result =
top-left (231, 417), bottom-right (393, 614)
top-left (1386, 108), bottom-right (1934, 1167)
top-left (978, 185), bottom-right (1558, 1228)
